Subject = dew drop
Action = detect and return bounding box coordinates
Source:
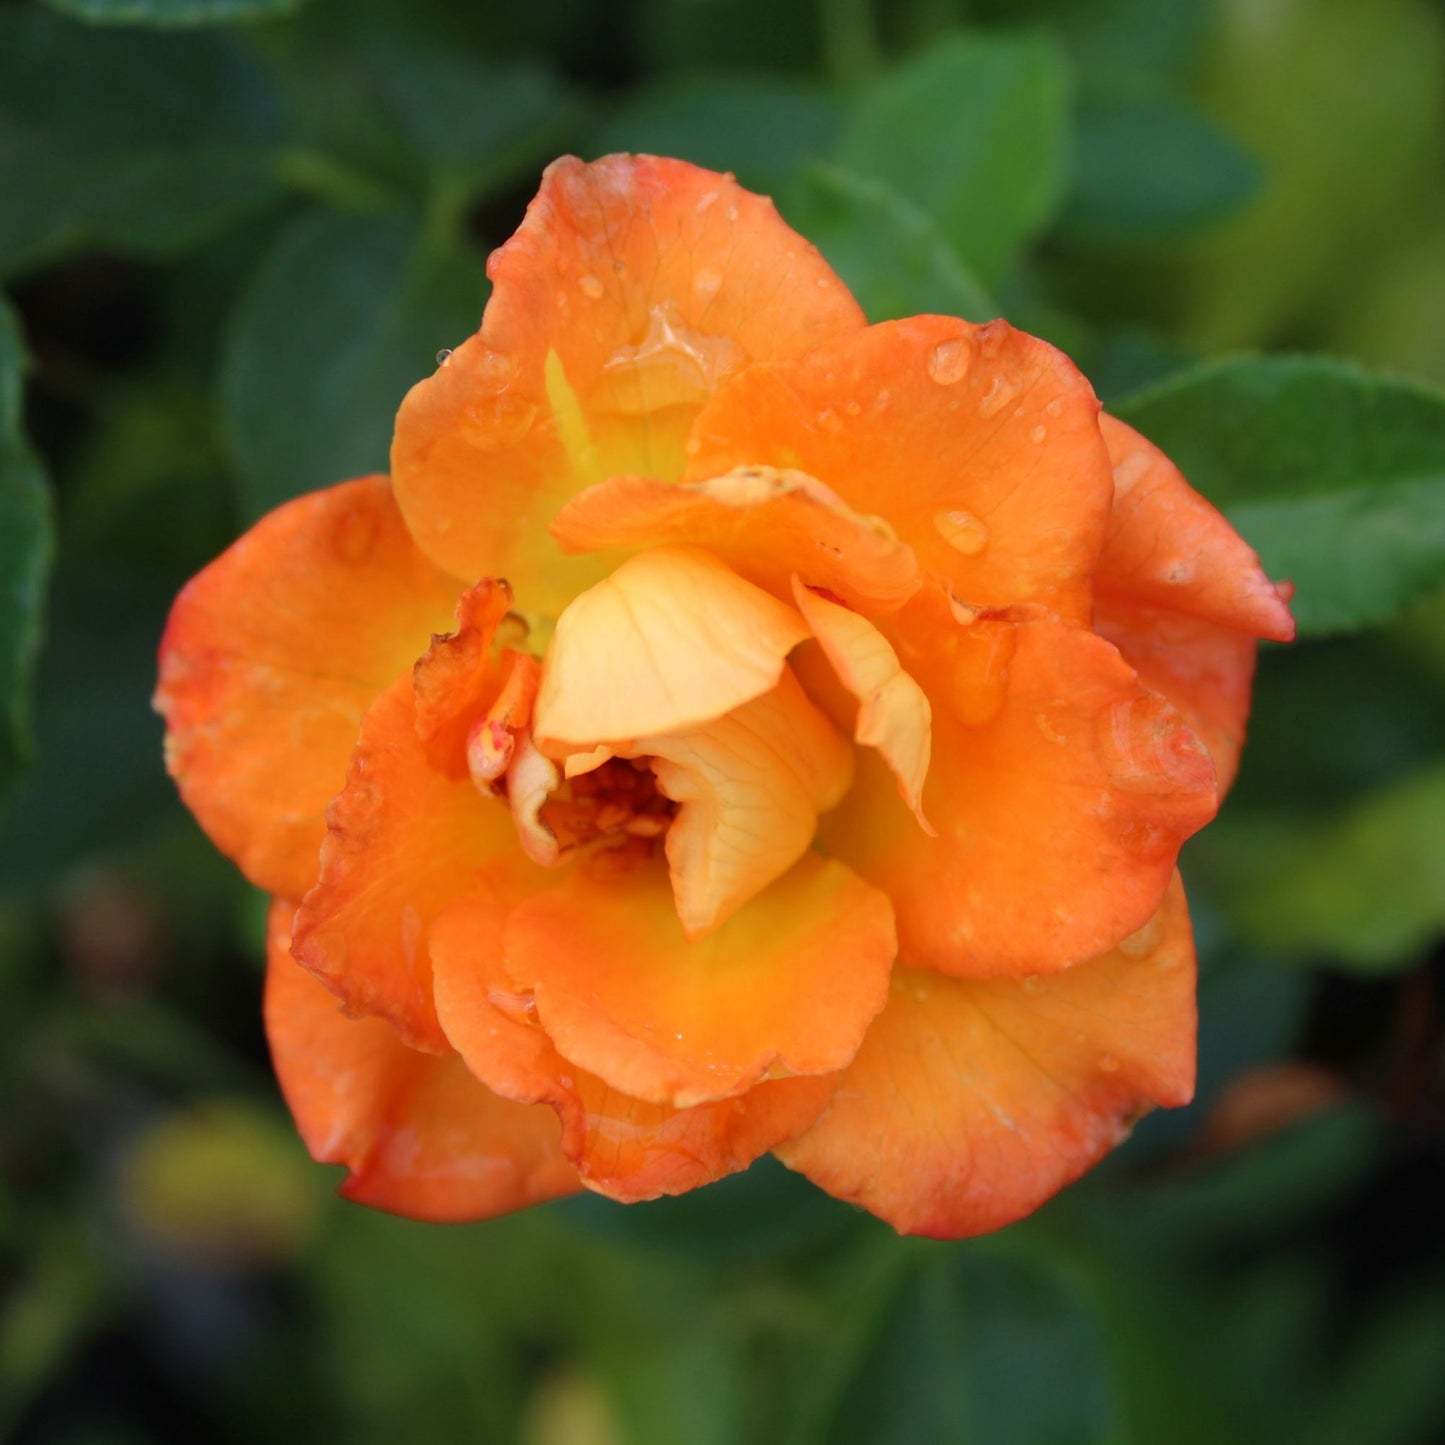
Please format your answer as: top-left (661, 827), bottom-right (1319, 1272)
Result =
top-left (693, 267), bottom-right (723, 302)
top-left (578, 273), bottom-right (605, 300)
top-left (1022, 975), bottom-right (1045, 995)
top-left (435, 347), bottom-right (453, 366)
top-left (927, 337), bottom-right (970, 385)
top-left (933, 508), bottom-right (990, 557)
top-left (595, 302), bottom-right (742, 415)
top-left (844, 400), bottom-right (862, 417)
top-left (1099, 1053), bottom-right (1120, 1074)
top-left (977, 374), bottom-right (1021, 418)
top-left (1030, 423), bottom-right (1047, 444)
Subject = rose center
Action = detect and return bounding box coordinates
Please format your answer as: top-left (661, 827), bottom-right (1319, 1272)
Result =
top-left (538, 756), bottom-right (678, 851)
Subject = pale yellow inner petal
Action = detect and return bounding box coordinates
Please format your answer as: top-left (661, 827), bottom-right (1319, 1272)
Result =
top-left (792, 577), bottom-right (934, 834)
top-left (533, 545), bottom-right (810, 749)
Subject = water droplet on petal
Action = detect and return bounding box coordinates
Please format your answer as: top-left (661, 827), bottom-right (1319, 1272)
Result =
top-left (1022, 975), bottom-right (1044, 995)
top-left (594, 302), bottom-right (743, 415)
top-left (1030, 423), bottom-right (1047, 444)
top-left (693, 267), bottom-right (722, 302)
top-left (435, 347), bottom-right (453, 366)
top-left (1099, 1053), bottom-right (1120, 1074)
top-left (927, 337), bottom-right (970, 385)
top-left (976, 374), bottom-right (1021, 418)
top-left (933, 508), bottom-right (990, 556)
top-left (578, 273), bottom-right (605, 300)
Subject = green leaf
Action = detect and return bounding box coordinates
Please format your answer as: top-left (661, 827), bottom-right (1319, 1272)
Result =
top-left (367, 46), bottom-right (584, 205)
top-left (1060, 88), bottom-right (1259, 244)
top-left (221, 210), bottom-right (488, 520)
top-left (785, 163), bottom-right (995, 324)
top-left (592, 74), bottom-right (841, 196)
top-left (1215, 765), bottom-right (1445, 972)
top-left (0, 298), bottom-right (53, 818)
top-left (834, 31), bottom-right (1070, 284)
top-left (1115, 356), bottom-right (1445, 635)
top-left (40, 0), bottom-right (305, 27)
top-left (0, 10), bottom-right (283, 277)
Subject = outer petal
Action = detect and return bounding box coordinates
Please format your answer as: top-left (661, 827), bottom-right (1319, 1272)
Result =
top-left (792, 579), bottom-right (933, 831)
top-left (776, 874), bottom-right (1196, 1238)
top-left (550, 466), bottom-right (920, 613)
top-left (1096, 600), bottom-right (1259, 796)
top-left (821, 589), bottom-right (1217, 977)
top-left (1096, 414), bottom-right (1295, 641)
top-left (500, 853), bottom-right (896, 1108)
top-left (291, 670), bottom-right (525, 1053)
top-left (532, 546), bottom-right (809, 749)
top-left (265, 899), bottom-right (578, 1222)
top-left (1093, 415), bottom-right (1294, 794)
top-left (685, 317), bottom-right (1114, 623)
top-left (155, 477), bottom-right (459, 899)
top-left (429, 888), bottom-right (835, 1202)
top-left (391, 154), bottom-right (865, 614)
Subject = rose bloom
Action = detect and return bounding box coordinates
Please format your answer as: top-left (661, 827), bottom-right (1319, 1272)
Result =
top-left (156, 155), bottom-right (1293, 1237)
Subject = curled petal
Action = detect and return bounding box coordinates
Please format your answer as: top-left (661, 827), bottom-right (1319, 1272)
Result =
top-left (392, 154), bottom-right (865, 614)
top-left (823, 589), bottom-right (1217, 978)
top-left (777, 874), bottom-right (1195, 1238)
top-left (1096, 414), bottom-right (1295, 642)
top-left (1094, 415), bottom-right (1294, 795)
top-left (292, 672), bottom-right (524, 1053)
top-left (532, 546), bottom-right (810, 749)
top-left (155, 476), bottom-right (458, 898)
top-left (792, 578), bottom-right (933, 833)
top-left (550, 466), bottom-right (920, 613)
top-left (644, 668), bottom-right (854, 937)
top-left (430, 887), bottom-right (835, 1201)
top-left (686, 317), bottom-right (1114, 623)
top-left (265, 899), bottom-right (578, 1222)
top-left (499, 854), bottom-right (896, 1109)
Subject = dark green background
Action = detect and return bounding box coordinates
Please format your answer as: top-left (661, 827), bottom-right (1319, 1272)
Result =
top-left (3, 0), bottom-right (1445, 1440)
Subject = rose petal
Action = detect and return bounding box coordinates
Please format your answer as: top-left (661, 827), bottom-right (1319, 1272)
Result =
top-left (392, 155), bottom-right (865, 614)
top-left (821, 589), bottom-right (1217, 977)
top-left (685, 316), bottom-right (1114, 623)
top-left (155, 476), bottom-right (458, 898)
top-left (429, 887), bottom-right (835, 1201)
top-left (1096, 414), bottom-right (1295, 642)
top-left (792, 578), bottom-right (933, 833)
top-left (265, 899), bottom-right (578, 1223)
top-left (291, 670), bottom-right (526, 1053)
top-left (550, 466), bottom-right (920, 613)
top-left (776, 874), bottom-right (1195, 1237)
top-left (639, 667), bottom-right (854, 937)
top-left (499, 853), bottom-right (896, 1108)
top-left (1096, 600), bottom-right (1260, 795)
top-left (532, 545), bottom-right (810, 749)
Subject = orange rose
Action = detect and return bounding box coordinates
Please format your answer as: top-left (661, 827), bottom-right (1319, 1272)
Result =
top-left (156, 156), bottom-right (1293, 1236)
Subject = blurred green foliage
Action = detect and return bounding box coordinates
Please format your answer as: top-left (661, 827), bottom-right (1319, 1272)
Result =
top-left (2, 0), bottom-right (1444, 1440)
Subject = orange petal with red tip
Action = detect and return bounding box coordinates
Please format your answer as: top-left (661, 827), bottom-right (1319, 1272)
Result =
top-left (550, 466), bottom-right (920, 614)
top-left (1096, 600), bottom-right (1260, 795)
top-left (1096, 414), bottom-right (1296, 642)
top-left (292, 671), bottom-right (524, 1053)
top-left (776, 873), bottom-right (1196, 1238)
top-left (685, 317), bottom-right (1113, 624)
top-left (644, 668), bottom-right (854, 937)
top-left (821, 590), bottom-right (1217, 978)
top-left (265, 898), bottom-right (578, 1223)
top-left (155, 476), bottom-right (459, 899)
top-left (532, 546), bottom-right (809, 749)
top-left (792, 579), bottom-right (933, 832)
top-left (411, 577), bottom-right (516, 775)
top-left (391, 155), bottom-right (865, 616)
top-left (429, 888), bottom-right (835, 1201)
top-left (499, 853), bottom-right (895, 1108)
